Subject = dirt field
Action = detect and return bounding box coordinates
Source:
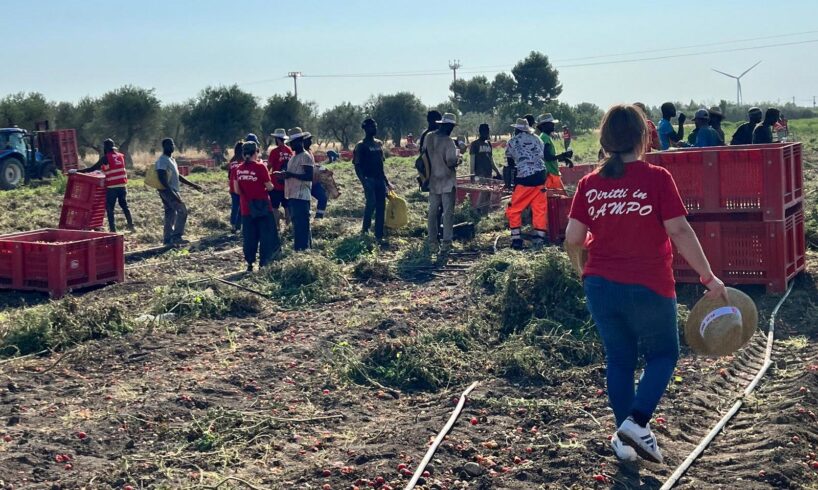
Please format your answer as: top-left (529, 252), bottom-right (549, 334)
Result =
top-left (0, 148), bottom-right (817, 490)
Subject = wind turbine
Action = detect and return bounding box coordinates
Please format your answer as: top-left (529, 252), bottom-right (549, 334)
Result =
top-left (712, 61), bottom-right (761, 106)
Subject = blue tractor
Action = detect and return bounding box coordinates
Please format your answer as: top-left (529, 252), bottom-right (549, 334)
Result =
top-left (0, 124), bottom-right (75, 190)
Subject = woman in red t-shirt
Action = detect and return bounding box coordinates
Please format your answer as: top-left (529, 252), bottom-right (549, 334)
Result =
top-left (233, 141), bottom-right (280, 271)
top-left (566, 104), bottom-right (727, 464)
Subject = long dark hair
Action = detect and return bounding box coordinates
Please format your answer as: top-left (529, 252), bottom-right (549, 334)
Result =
top-left (241, 141), bottom-right (258, 163)
top-left (598, 104), bottom-right (648, 179)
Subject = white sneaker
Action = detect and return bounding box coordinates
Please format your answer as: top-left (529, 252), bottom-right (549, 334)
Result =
top-left (616, 417), bottom-right (663, 464)
top-left (611, 433), bottom-right (638, 462)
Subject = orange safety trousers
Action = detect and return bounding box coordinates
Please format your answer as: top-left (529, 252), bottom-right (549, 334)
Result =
top-left (506, 184), bottom-right (547, 231)
top-left (545, 174), bottom-right (564, 190)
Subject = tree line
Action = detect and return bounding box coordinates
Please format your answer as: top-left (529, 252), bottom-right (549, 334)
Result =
top-left (0, 51), bottom-right (813, 164)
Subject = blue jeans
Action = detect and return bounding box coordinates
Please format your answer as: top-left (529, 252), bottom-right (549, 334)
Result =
top-left (288, 199), bottom-right (311, 251)
top-left (583, 276), bottom-right (679, 427)
top-left (311, 182), bottom-right (328, 217)
top-left (230, 193), bottom-right (241, 229)
top-left (361, 177), bottom-right (386, 240)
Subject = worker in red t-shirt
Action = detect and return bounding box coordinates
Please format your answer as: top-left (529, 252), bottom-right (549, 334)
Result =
top-left (228, 141), bottom-right (244, 233)
top-left (561, 125), bottom-right (572, 151)
top-left (565, 104), bottom-right (727, 465)
top-left (234, 141), bottom-right (280, 271)
top-left (267, 128), bottom-right (294, 224)
top-left (634, 102), bottom-right (660, 152)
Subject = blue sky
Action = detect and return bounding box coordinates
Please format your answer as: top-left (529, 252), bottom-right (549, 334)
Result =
top-left (7, 0), bottom-right (818, 111)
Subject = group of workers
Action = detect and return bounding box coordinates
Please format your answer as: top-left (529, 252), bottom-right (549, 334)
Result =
top-left (655, 102), bottom-right (787, 149)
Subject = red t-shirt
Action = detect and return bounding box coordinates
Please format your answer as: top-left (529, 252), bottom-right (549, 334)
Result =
top-left (228, 161), bottom-right (240, 194)
top-left (568, 161), bottom-right (687, 298)
top-left (236, 160), bottom-right (273, 216)
top-left (562, 129), bottom-right (571, 140)
top-left (646, 119), bottom-right (660, 151)
top-left (267, 145), bottom-right (293, 192)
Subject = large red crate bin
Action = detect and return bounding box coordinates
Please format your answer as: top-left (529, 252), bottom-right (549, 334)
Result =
top-left (672, 204), bottom-right (806, 293)
top-left (178, 165), bottom-right (190, 177)
top-left (644, 142), bottom-right (803, 221)
top-left (0, 229), bottom-right (124, 298)
top-left (37, 129), bottom-right (79, 172)
top-left (547, 194), bottom-right (572, 242)
top-left (58, 172), bottom-right (107, 230)
top-left (455, 176), bottom-right (505, 211)
top-left (560, 163), bottom-right (597, 187)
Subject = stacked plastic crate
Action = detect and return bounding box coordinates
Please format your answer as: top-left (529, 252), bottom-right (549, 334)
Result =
top-left (645, 143), bottom-right (805, 293)
top-left (58, 172), bottom-right (107, 231)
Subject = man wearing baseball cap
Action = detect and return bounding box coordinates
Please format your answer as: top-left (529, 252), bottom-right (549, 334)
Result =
top-left (730, 107), bottom-right (763, 146)
top-left (267, 129), bottom-right (292, 225)
top-left (689, 109), bottom-right (722, 148)
top-left (752, 108), bottom-right (781, 144)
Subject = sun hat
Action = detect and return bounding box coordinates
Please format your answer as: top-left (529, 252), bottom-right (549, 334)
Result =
top-left (287, 127), bottom-right (312, 142)
top-left (708, 106), bottom-right (725, 119)
top-left (271, 128), bottom-right (288, 141)
top-left (685, 287), bottom-right (759, 357)
top-left (536, 113), bottom-right (559, 126)
top-left (435, 113), bottom-right (458, 125)
top-left (511, 118), bottom-right (534, 133)
top-left (693, 109), bottom-right (710, 121)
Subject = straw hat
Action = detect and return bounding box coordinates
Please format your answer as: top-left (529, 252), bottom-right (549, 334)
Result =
top-left (271, 128), bottom-right (288, 141)
top-left (685, 288), bottom-right (758, 357)
top-left (436, 113), bottom-right (458, 125)
top-left (511, 118), bottom-right (534, 133)
top-left (287, 127), bottom-right (312, 142)
top-left (536, 113), bottom-right (559, 126)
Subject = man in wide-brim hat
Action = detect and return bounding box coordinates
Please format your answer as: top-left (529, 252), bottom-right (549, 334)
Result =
top-left (708, 106), bottom-right (726, 145)
top-left (504, 117), bottom-right (547, 249)
top-left (280, 127), bottom-right (314, 251)
top-left (421, 112), bottom-right (461, 254)
top-left (267, 128), bottom-right (293, 225)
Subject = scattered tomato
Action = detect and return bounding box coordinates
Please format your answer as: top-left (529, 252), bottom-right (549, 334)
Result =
top-left (656, 417), bottom-right (667, 425)
top-left (513, 455), bottom-right (523, 464)
top-left (2, 435), bottom-right (11, 442)
top-left (322, 469), bottom-right (331, 477)
top-left (422, 470), bottom-right (431, 478)
top-left (593, 474), bottom-right (607, 483)
top-left (525, 447), bottom-right (533, 454)
top-left (322, 484), bottom-right (331, 490)
top-left (792, 435), bottom-right (801, 444)
top-left (397, 463), bottom-right (407, 471)
top-left (375, 476), bottom-right (385, 485)
top-left (76, 431), bottom-right (87, 440)
top-left (595, 389), bottom-right (604, 397)
top-left (64, 463), bottom-right (73, 471)
top-left (719, 368), bottom-right (727, 378)
top-left (800, 386), bottom-right (808, 394)
top-left (811, 461), bottom-right (818, 470)
top-left (470, 417), bottom-right (478, 426)
top-left (758, 470), bottom-right (766, 478)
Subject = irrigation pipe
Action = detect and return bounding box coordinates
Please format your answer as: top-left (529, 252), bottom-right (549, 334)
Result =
top-left (660, 281), bottom-right (794, 489)
top-left (405, 381), bottom-right (479, 490)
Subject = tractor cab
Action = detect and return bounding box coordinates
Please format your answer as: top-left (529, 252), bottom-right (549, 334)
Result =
top-left (0, 128), bottom-right (31, 189)
top-left (0, 124), bottom-right (79, 190)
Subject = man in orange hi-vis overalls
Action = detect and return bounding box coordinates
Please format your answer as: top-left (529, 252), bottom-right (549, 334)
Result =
top-left (505, 118), bottom-right (547, 250)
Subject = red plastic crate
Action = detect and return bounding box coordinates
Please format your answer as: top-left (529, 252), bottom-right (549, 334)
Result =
top-left (547, 195), bottom-right (573, 242)
top-left (339, 150), bottom-right (354, 161)
top-left (59, 173), bottom-right (107, 230)
top-left (644, 143), bottom-right (803, 221)
top-left (560, 163), bottom-right (597, 187)
top-left (455, 176), bottom-right (504, 211)
top-left (178, 165), bottom-right (190, 177)
top-left (672, 204), bottom-right (805, 293)
top-left (37, 129), bottom-right (79, 172)
top-left (0, 229), bottom-right (124, 298)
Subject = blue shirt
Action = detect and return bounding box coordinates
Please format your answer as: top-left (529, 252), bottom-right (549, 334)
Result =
top-left (694, 126), bottom-right (722, 148)
top-left (657, 119), bottom-right (675, 150)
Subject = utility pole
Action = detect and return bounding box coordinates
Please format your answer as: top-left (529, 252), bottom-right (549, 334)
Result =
top-left (813, 96), bottom-right (816, 108)
top-left (448, 60), bottom-right (461, 85)
top-left (288, 71), bottom-right (302, 99)
top-left (792, 96), bottom-right (796, 106)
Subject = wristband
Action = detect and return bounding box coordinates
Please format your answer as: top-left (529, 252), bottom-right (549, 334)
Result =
top-left (699, 274), bottom-right (714, 286)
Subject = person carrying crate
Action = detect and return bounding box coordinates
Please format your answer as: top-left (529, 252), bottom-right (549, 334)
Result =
top-left (76, 138), bottom-right (134, 233)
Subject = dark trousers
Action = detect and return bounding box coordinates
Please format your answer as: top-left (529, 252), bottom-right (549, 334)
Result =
top-left (241, 213), bottom-right (280, 266)
top-left (362, 177), bottom-right (386, 240)
top-left (288, 199), bottom-right (311, 251)
top-left (311, 182), bottom-right (328, 217)
top-left (105, 187), bottom-right (133, 232)
top-left (230, 193), bottom-right (241, 229)
top-left (158, 189), bottom-right (188, 244)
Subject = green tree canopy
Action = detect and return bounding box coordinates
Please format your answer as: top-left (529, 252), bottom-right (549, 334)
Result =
top-left (184, 85), bottom-right (260, 152)
top-left (320, 102), bottom-right (364, 150)
top-left (368, 92), bottom-right (426, 146)
top-left (512, 51), bottom-right (562, 106)
top-left (96, 85), bottom-right (162, 166)
top-left (261, 93), bottom-right (318, 147)
top-left (0, 92), bottom-right (53, 130)
top-left (450, 75), bottom-right (494, 114)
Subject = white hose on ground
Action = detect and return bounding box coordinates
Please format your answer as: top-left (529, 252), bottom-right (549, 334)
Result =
top-left (660, 281), bottom-right (795, 489)
top-left (405, 381), bottom-right (479, 490)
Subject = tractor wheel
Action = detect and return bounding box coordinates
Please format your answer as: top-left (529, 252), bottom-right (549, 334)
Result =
top-left (0, 157), bottom-right (25, 190)
top-left (40, 163), bottom-right (58, 180)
